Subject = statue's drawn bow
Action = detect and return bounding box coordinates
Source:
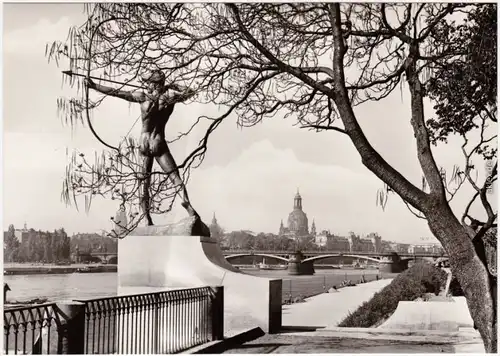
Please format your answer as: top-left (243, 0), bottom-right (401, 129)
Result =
top-left (84, 17), bottom-right (129, 152)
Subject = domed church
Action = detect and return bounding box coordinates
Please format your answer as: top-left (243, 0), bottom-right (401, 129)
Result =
top-left (279, 190), bottom-right (316, 238)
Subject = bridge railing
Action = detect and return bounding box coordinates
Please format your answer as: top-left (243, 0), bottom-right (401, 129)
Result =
top-left (4, 286), bottom-right (224, 355)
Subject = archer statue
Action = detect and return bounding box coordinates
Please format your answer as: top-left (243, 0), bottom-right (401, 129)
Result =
top-left (85, 70), bottom-right (199, 226)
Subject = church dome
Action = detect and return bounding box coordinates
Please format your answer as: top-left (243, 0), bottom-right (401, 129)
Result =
top-left (279, 189), bottom-right (311, 237)
top-left (287, 209), bottom-right (309, 236)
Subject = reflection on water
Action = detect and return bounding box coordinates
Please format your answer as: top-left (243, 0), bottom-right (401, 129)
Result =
top-left (4, 269), bottom-right (382, 303)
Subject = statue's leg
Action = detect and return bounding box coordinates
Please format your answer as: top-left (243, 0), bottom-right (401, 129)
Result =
top-left (155, 148), bottom-right (197, 217)
top-left (139, 155), bottom-right (154, 226)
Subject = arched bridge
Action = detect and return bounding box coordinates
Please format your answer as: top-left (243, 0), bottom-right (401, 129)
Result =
top-left (223, 249), bottom-right (445, 261)
top-left (225, 253), bottom-right (289, 263)
top-left (224, 252), bottom-right (382, 264)
top-left (302, 254), bottom-right (382, 264)
top-left (222, 249), bottom-right (447, 275)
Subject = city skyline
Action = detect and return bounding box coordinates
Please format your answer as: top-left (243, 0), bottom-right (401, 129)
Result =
top-left (3, 3), bottom-right (493, 245)
top-left (3, 189), bottom-right (442, 246)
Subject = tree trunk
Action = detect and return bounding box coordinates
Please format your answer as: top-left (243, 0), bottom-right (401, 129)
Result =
top-left (323, 4), bottom-right (496, 350)
top-left (426, 202), bottom-right (497, 353)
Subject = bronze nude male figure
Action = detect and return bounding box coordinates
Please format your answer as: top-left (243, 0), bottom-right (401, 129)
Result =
top-left (85, 70), bottom-right (199, 226)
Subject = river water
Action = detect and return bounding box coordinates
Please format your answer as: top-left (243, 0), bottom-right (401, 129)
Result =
top-left (4, 269), bottom-right (384, 303)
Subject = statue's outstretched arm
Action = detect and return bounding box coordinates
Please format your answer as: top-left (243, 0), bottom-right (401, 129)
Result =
top-left (87, 79), bottom-right (145, 103)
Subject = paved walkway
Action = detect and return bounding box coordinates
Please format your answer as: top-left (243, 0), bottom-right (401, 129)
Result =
top-left (222, 328), bottom-right (484, 353)
top-left (222, 332), bottom-right (455, 353)
top-left (282, 279), bottom-right (393, 328)
top-left (222, 278), bottom-right (392, 336)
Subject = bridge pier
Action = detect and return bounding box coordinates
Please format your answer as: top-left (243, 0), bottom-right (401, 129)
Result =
top-left (287, 252), bottom-right (315, 275)
top-left (378, 254), bottom-right (409, 273)
top-left (287, 252), bottom-right (301, 275)
top-left (299, 261), bottom-right (315, 275)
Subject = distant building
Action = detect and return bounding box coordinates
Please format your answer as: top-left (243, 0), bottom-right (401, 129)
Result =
top-left (329, 235), bottom-right (350, 251)
top-left (315, 230), bottom-right (350, 250)
top-left (13, 223), bottom-right (29, 244)
top-left (12, 223), bottom-right (31, 257)
top-left (315, 230), bottom-right (329, 247)
top-left (408, 243), bottom-right (444, 254)
top-left (346, 233), bottom-right (377, 252)
top-left (380, 240), bottom-right (392, 253)
top-left (209, 213), bottom-right (224, 243)
top-left (368, 233), bottom-right (382, 253)
top-left (279, 190), bottom-right (311, 238)
top-left (275, 190), bottom-right (439, 255)
top-left (388, 242), bottom-right (410, 253)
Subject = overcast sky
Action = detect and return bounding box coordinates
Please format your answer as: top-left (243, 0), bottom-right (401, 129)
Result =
top-left (3, 3), bottom-right (495, 244)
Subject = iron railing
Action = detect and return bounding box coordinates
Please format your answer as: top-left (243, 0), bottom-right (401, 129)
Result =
top-left (79, 286), bottom-right (223, 354)
top-left (3, 286), bottom-right (223, 355)
top-left (4, 303), bottom-right (61, 354)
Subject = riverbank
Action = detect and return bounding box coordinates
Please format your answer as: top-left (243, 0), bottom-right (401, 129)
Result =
top-left (5, 264), bottom-right (373, 276)
top-left (240, 268), bottom-right (394, 304)
top-left (4, 268), bottom-right (393, 305)
top-left (4, 263), bottom-right (117, 275)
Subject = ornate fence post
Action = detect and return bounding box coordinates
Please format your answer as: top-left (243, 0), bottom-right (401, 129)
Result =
top-left (210, 286), bottom-right (224, 341)
top-left (55, 301), bottom-right (85, 354)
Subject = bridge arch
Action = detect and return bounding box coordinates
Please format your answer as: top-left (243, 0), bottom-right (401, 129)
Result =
top-left (77, 254), bottom-right (102, 264)
top-left (224, 253), bottom-right (289, 263)
top-left (303, 254), bottom-right (382, 264)
top-left (81, 254), bottom-right (118, 264)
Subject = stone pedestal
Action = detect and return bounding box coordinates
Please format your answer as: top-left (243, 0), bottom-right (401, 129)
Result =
top-left (118, 225), bottom-right (282, 334)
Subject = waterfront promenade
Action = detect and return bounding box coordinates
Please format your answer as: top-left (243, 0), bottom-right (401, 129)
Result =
top-left (221, 279), bottom-right (392, 337)
top-left (282, 279), bottom-right (393, 328)
top-left (5, 273), bottom-right (486, 354)
top-left (222, 279), bottom-right (485, 354)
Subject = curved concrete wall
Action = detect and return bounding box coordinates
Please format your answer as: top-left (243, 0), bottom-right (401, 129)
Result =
top-left (118, 234), bottom-right (282, 334)
top-left (379, 300), bottom-right (474, 331)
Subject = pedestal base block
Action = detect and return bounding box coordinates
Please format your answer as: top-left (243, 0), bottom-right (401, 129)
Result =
top-left (118, 232), bottom-right (282, 334)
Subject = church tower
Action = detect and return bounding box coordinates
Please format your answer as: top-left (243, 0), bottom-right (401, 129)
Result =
top-left (311, 219), bottom-right (317, 236)
top-left (279, 219), bottom-right (284, 235)
top-left (209, 212), bottom-right (222, 241)
top-left (287, 189), bottom-right (309, 236)
top-left (294, 188), bottom-right (302, 210)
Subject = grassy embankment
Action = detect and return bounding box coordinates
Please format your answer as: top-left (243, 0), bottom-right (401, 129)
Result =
top-left (338, 262), bottom-right (447, 327)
